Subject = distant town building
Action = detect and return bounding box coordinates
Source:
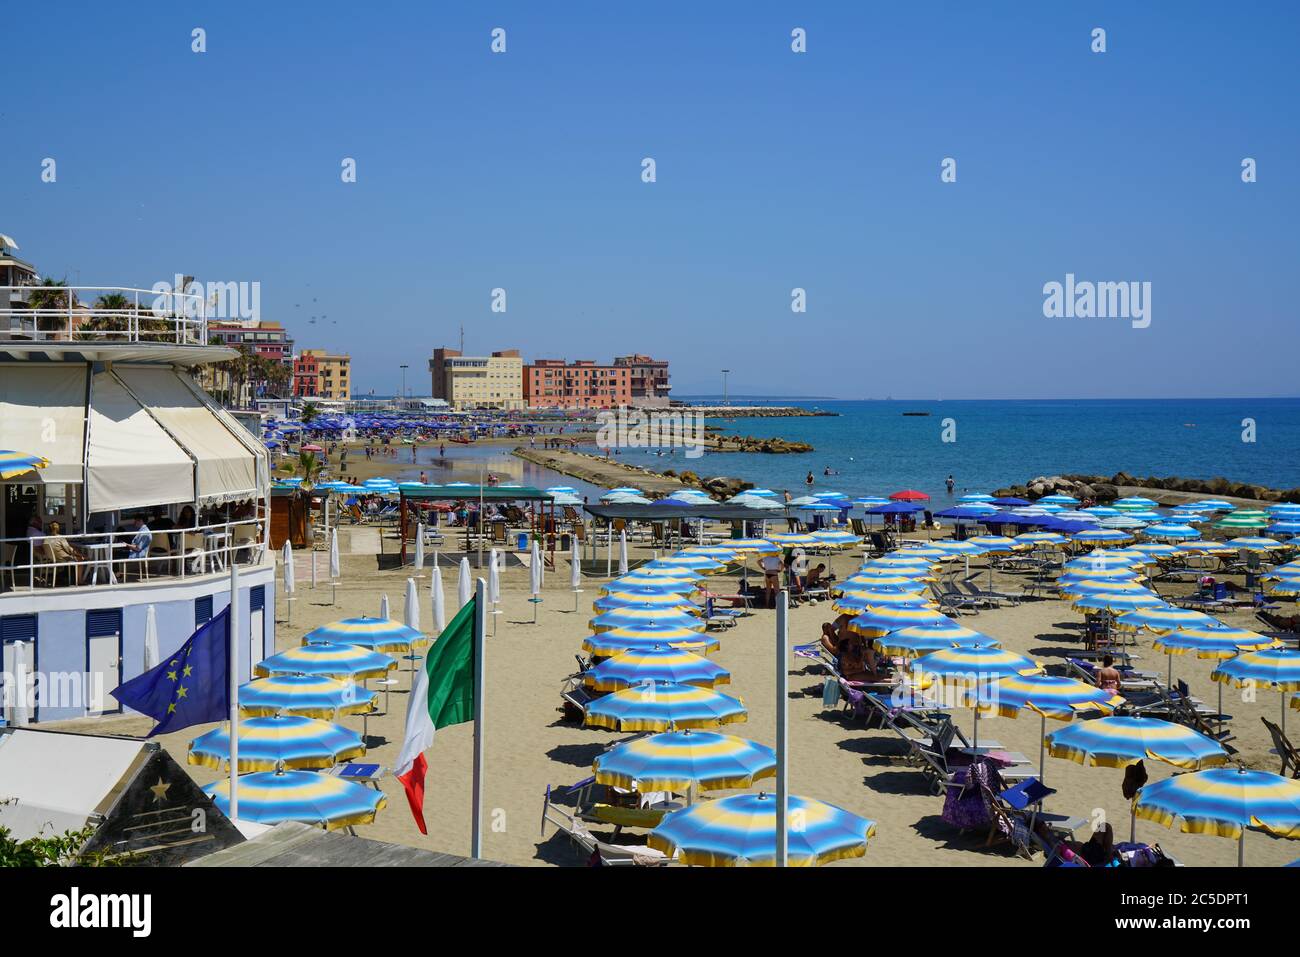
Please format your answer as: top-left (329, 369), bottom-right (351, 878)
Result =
top-left (614, 354), bottom-right (671, 407)
top-left (207, 319), bottom-right (295, 365)
top-left (523, 358), bottom-right (632, 410)
top-left (294, 349), bottom-right (351, 400)
top-left (428, 348), bottom-right (524, 410)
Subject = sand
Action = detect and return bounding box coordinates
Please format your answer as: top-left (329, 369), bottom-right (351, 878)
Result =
top-left (57, 533), bottom-right (1300, 868)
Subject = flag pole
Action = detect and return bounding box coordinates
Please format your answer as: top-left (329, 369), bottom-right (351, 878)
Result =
top-left (776, 587), bottom-right (788, 867)
top-left (229, 560), bottom-right (241, 821)
top-left (472, 577), bottom-right (487, 859)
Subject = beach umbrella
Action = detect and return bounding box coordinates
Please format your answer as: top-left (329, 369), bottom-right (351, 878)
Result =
top-left (379, 594), bottom-right (390, 620)
top-left (255, 642), bottom-right (396, 681)
top-left (590, 606), bottom-right (705, 634)
top-left (1268, 577), bottom-right (1300, 596)
top-left (875, 620), bottom-right (998, 658)
top-left (731, 494), bottom-right (783, 510)
top-left (1114, 605), bottom-right (1216, 634)
top-left (959, 493), bottom-right (996, 503)
top-left (648, 792), bottom-right (875, 867)
top-left (281, 542), bottom-right (296, 623)
top-left (854, 496), bottom-right (891, 508)
top-left (143, 604), bottom-right (160, 671)
top-left (239, 674), bottom-right (376, 719)
top-left (1183, 499), bottom-right (1235, 512)
top-left (648, 554), bottom-right (726, 573)
top-left (1133, 768), bottom-right (1300, 865)
top-left (1154, 625), bottom-right (1279, 660)
top-left (188, 714), bottom-right (364, 772)
top-left (1215, 511), bottom-right (1270, 530)
top-left (403, 578), bottom-right (421, 636)
top-left (811, 529), bottom-right (859, 548)
top-left (1071, 591), bottom-right (1166, 616)
top-left (1038, 494), bottom-right (1080, 505)
top-left (728, 538), bottom-right (780, 556)
top-left (303, 617), bottom-right (424, 654)
top-left (0, 449), bottom-right (49, 479)
top-left (836, 573), bottom-right (928, 593)
top-left (831, 591), bottom-right (932, 615)
top-left (1269, 521), bottom-right (1300, 536)
top-left (1214, 647), bottom-right (1300, 734)
top-left (594, 731), bottom-right (774, 793)
top-left (432, 564), bottom-right (447, 633)
top-left (609, 570), bottom-right (699, 592)
top-left (865, 502), bottom-right (924, 517)
top-left (1071, 528), bottom-right (1134, 544)
top-left (618, 529), bottom-right (629, 576)
top-left (1129, 542), bottom-right (1185, 560)
top-left (594, 589), bottom-right (697, 613)
top-left (965, 535), bottom-right (1019, 553)
top-left (911, 646), bottom-right (1042, 748)
top-left (584, 680), bottom-right (747, 732)
top-left (969, 674), bottom-right (1124, 778)
top-left (570, 535), bottom-right (583, 610)
top-left (488, 548), bottom-right (501, 607)
top-left (583, 626), bottom-right (721, 658)
top-left (458, 557), bottom-right (472, 609)
top-left (1016, 532), bottom-right (1069, 547)
top-left (204, 770), bottom-right (386, 830)
top-left (1227, 537), bottom-right (1286, 552)
top-left (848, 606), bottom-right (950, 637)
top-left (7, 640), bottom-right (29, 727)
top-left (328, 528), bottom-right (341, 604)
top-left (890, 490), bottom-right (929, 501)
top-left (1144, 523), bottom-right (1201, 541)
top-left (1099, 515), bottom-right (1149, 530)
top-left (931, 540), bottom-right (983, 557)
top-left (413, 522), bottom-right (425, 574)
top-left (1059, 579), bottom-right (1152, 600)
top-left (528, 540), bottom-right (543, 623)
top-left (584, 646), bottom-right (730, 692)
top-left (1113, 497), bottom-right (1158, 509)
top-left (1046, 716), bottom-right (1229, 772)
top-left (870, 554), bottom-right (939, 570)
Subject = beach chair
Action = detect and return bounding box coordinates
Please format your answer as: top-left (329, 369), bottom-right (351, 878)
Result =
top-left (1261, 717), bottom-right (1300, 778)
top-left (930, 579), bottom-right (983, 616)
top-left (540, 790), bottom-right (675, 866)
top-left (997, 778), bottom-right (1089, 846)
top-left (701, 597), bottom-right (741, 630)
top-left (959, 575), bottom-right (1020, 606)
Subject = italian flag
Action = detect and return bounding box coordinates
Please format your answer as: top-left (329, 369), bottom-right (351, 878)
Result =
top-left (396, 596), bottom-right (477, 834)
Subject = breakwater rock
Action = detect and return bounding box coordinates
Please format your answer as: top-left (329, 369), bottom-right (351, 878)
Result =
top-left (995, 472), bottom-right (1300, 505)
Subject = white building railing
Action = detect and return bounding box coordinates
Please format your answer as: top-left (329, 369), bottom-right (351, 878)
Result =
top-left (0, 286), bottom-right (208, 346)
top-left (0, 518), bottom-right (264, 594)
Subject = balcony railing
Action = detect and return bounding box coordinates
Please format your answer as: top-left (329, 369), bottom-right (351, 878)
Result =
top-left (1, 286), bottom-right (209, 346)
top-left (0, 518), bottom-right (265, 594)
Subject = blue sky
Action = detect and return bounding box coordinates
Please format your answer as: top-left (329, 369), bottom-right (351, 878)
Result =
top-left (3, 1), bottom-right (1297, 399)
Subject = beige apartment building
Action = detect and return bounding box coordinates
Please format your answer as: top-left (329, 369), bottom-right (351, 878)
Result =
top-left (296, 349), bottom-right (352, 400)
top-left (428, 347), bottom-right (523, 410)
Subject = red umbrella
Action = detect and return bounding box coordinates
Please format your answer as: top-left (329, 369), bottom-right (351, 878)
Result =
top-left (301, 444), bottom-right (324, 453)
top-left (889, 489), bottom-right (930, 501)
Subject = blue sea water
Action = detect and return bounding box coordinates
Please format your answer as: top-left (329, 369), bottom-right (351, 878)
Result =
top-left (601, 398), bottom-right (1300, 502)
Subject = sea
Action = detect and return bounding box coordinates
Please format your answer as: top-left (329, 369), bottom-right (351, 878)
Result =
top-left (398, 397), bottom-right (1300, 504)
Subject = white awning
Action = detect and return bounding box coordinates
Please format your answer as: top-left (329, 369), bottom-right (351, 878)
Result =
top-left (116, 366), bottom-right (260, 506)
top-left (87, 370), bottom-right (193, 512)
top-left (0, 729), bottom-right (145, 840)
top-left (0, 363), bottom-right (87, 483)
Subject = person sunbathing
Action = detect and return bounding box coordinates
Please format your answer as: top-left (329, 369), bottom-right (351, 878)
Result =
top-left (1096, 654), bottom-right (1122, 694)
top-left (836, 634), bottom-right (887, 683)
top-left (819, 613), bottom-right (855, 656)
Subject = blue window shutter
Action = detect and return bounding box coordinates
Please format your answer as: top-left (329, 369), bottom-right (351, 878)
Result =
top-left (249, 586), bottom-right (265, 613)
top-left (87, 609), bottom-right (123, 637)
top-left (195, 595), bottom-right (214, 627)
top-left (1, 615), bottom-right (37, 642)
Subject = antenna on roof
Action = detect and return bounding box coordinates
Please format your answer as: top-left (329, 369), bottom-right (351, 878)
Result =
top-left (459, 323), bottom-right (464, 353)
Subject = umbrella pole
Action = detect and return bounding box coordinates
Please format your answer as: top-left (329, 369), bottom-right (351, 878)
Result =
top-left (1238, 830), bottom-right (1245, 867)
top-left (776, 588), bottom-right (789, 868)
top-left (1283, 691), bottom-right (1288, 737)
top-left (1130, 807), bottom-right (1136, 843)
top-left (1039, 713), bottom-right (1046, 783)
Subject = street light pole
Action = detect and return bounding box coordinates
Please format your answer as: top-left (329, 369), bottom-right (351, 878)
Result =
top-left (400, 364), bottom-right (409, 404)
top-left (721, 369), bottom-right (730, 407)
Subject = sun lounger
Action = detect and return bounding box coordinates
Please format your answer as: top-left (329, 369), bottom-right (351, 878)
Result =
top-left (930, 579), bottom-right (983, 615)
top-left (1261, 717), bottom-right (1300, 778)
top-left (540, 790), bottom-right (675, 866)
top-left (959, 575), bottom-right (1021, 607)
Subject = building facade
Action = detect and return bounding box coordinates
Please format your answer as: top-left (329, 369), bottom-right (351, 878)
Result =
top-left (428, 348), bottom-right (523, 410)
top-left (613, 354), bottom-right (671, 407)
top-left (523, 359), bottom-right (633, 409)
top-left (207, 319), bottom-right (295, 365)
top-left (293, 349), bottom-right (351, 400)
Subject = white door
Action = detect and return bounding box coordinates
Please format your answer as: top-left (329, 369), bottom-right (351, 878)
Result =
top-left (249, 606), bottom-right (265, 677)
top-left (88, 634), bottom-right (121, 715)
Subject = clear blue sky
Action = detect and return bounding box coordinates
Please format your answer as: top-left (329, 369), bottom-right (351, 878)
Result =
top-left (4, 1), bottom-right (1297, 399)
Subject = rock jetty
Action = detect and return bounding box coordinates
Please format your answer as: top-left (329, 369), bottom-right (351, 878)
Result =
top-left (998, 472), bottom-right (1300, 506)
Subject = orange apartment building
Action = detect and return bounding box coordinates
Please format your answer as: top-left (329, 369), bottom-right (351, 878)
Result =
top-left (523, 359), bottom-right (633, 409)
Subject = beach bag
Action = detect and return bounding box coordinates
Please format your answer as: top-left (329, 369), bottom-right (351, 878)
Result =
top-left (822, 677), bottom-right (841, 709)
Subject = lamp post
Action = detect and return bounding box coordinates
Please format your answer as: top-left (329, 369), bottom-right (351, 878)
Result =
top-left (721, 369), bottom-right (730, 407)
top-left (400, 364), bottom-right (409, 403)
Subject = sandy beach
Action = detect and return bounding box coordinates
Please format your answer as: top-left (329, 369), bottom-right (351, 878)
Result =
top-left (56, 530), bottom-right (1300, 868)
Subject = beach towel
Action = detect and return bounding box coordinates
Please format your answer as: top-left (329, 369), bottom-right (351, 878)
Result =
top-left (822, 677), bottom-right (841, 709)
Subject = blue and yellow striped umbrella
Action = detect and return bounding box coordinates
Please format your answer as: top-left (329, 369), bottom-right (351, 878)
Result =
top-left (1143, 523), bottom-right (1201, 541)
top-left (589, 606), bottom-right (706, 634)
top-left (583, 625), bottom-right (721, 658)
top-left (875, 621), bottom-right (998, 658)
top-left (1046, 717), bottom-right (1229, 771)
top-left (1134, 768), bottom-right (1300, 859)
top-left (1113, 605), bottom-right (1217, 634)
top-left (727, 538), bottom-right (780, 556)
top-left (1213, 648), bottom-right (1300, 692)
top-left (239, 674), bottom-right (376, 719)
top-left (810, 530), bottom-right (859, 548)
top-left (849, 567), bottom-right (936, 584)
top-left (1129, 542), bottom-right (1186, 560)
top-left (1063, 550), bottom-right (1140, 571)
top-left (848, 605), bottom-right (949, 637)
top-left (1016, 532), bottom-right (1070, 547)
top-left (204, 769), bottom-right (386, 830)
top-left (966, 535), bottom-right (1022, 553)
top-left (911, 647), bottom-right (1042, 684)
top-left (583, 646), bottom-right (730, 691)
top-left (1227, 537), bottom-right (1288, 552)
top-left (1269, 577), bottom-right (1300, 596)
top-left (835, 575), bottom-right (928, 594)
top-left (1180, 540), bottom-right (1239, 556)
top-left (1153, 625), bottom-right (1279, 659)
top-left (1071, 591), bottom-right (1166, 614)
top-left (767, 533), bottom-right (819, 547)
top-left (831, 589), bottom-right (934, 615)
top-left (1059, 580), bottom-right (1151, 601)
top-left (593, 731), bottom-right (775, 792)
top-left (1071, 528), bottom-right (1134, 544)
top-left (971, 674), bottom-right (1123, 721)
top-left (1056, 570), bottom-right (1142, 589)
top-left (681, 545), bottom-right (742, 563)
top-left (871, 554), bottom-right (940, 569)
top-left (648, 792), bottom-right (876, 867)
top-left (894, 545), bottom-right (947, 560)
top-left (584, 681), bottom-right (747, 732)
top-left (602, 573), bottom-right (698, 594)
top-left (931, 540), bottom-right (984, 559)
top-left (646, 554), bottom-right (725, 573)
top-left (303, 616), bottom-right (427, 653)
top-left (0, 450), bottom-right (49, 480)
top-left (188, 714), bottom-right (364, 772)
top-left (593, 590), bottom-right (698, 613)
top-left (255, 642), bottom-right (396, 681)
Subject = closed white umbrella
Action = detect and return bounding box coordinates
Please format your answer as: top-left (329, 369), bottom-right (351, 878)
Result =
top-left (11, 641), bottom-right (29, 726)
top-left (571, 536), bottom-right (583, 611)
top-left (488, 548), bottom-right (501, 636)
top-left (618, 529), bottom-right (629, 576)
top-left (414, 522), bottom-right (425, 577)
top-left (143, 604), bottom-right (160, 671)
top-left (530, 539), bottom-right (543, 624)
top-left (281, 540), bottom-right (296, 623)
top-left (379, 593), bottom-right (390, 620)
top-left (431, 564), bottom-right (447, 633)
top-left (457, 557), bottom-right (472, 609)
top-left (329, 528), bottom-right (341, 606)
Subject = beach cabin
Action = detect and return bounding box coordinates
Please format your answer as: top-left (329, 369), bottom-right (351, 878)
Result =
top-left (0, 285), bottom-right (276, 723)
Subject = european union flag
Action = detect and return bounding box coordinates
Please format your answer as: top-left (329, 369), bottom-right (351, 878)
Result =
top-left (111, 607), bottom-right (231, 736)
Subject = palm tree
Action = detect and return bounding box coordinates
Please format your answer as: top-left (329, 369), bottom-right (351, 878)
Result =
top-left (294, 451), bottom-right (323, 491)
top-left (301, 402), bottom-right (321, 426)
top-left (20, 278), bottom-right (77, 337)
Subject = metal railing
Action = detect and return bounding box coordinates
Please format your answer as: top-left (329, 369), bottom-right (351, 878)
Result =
top-left (0, 518), bottom-right (264, 594)
top-left (1, 286), bottom-right (208, 345)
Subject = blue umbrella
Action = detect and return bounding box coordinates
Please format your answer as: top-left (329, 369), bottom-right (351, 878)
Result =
top-left (204, 770), bottom-right (386, 830)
